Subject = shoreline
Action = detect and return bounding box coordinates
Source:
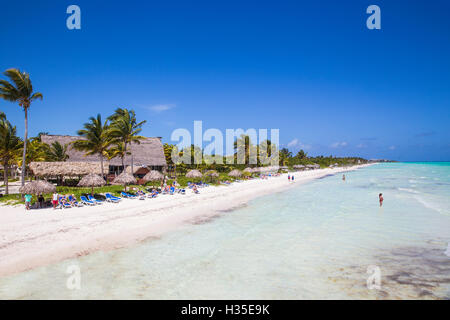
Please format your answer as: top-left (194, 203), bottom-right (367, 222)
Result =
top-left (0, 165), bottom-right (371, 277)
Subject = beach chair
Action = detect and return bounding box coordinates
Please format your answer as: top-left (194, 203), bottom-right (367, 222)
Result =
top-left (59, 199), bottom-right (72, 209)
top-left (88, 195), bottom-right (104, 205)
top-left (121, 191), bottom-right (137, 199)
top-left (169, 187), bottom-right (175, 195)
top-left (80, 196), bottom-right (96, 206)
top-left (68, 195), bottom-right (83, 207)
top-left (105, 193), bottom-right (121, 203)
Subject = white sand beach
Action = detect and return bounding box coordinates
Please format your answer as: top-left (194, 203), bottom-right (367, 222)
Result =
top-left (0, 165), bottom-right (369, 277)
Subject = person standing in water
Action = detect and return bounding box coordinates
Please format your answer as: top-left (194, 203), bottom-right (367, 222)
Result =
top-left (379, 193), bottom-right (384, 207)
top-left (342, 174), bottom-right (346, 181)
top-left (288, 174), bottom-right (291, 181)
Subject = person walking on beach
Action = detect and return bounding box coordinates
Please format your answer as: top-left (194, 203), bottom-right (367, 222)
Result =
top-left (292, 175), bottom-right (294, 182)
top-left (379, 193), bottom-right (384, 207)
top-left (52, 192), bottom-right (59, 209)
top-left (288, 174), bottom-right (291, 181)
top-left (24, 194), bottom-right (32, 210)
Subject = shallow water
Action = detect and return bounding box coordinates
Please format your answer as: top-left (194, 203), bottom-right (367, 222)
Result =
top-left (1, 163), bottom-right (449, 299)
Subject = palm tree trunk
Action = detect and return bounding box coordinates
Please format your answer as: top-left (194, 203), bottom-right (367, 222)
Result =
top-left (100, 154), bottom-right (104, 179)
top-left (131, 154), bottom-right (134, 177)
top-left (124, 142), bottom-right (128, 172)
top-left (3, 163), bottom-right (9, 195)
top-left (21, 107), bottom-right (28, 187)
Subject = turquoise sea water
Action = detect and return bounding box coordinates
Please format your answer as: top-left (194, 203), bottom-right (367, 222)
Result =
top-left (0, 163), bottom-right (449, 299)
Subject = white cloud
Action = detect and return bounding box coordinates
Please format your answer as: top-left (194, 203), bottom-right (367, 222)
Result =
top-left (286, 138), bottom-right (311, 150)
top-left (331, 141), bottom-right (348, 148)
top-left (147, 104), bottom-right (175, 112)
top-left (389, 145), bottom-right (396, 150)
top-left (287, 138), bottom-right (299, 147)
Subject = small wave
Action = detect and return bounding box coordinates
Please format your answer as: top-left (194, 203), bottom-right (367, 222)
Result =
top-left (398, 187), bottom-right (420, 194)
top-left (414, 196), bottom-right (446, 215)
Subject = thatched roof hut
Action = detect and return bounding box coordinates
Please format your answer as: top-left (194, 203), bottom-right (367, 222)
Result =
top-left (186, 170), bottom-right (203, 178)
top-left (40, 135), bottom-right (167, 168)
top-left (19, 180), bottom-right (56, 195)
top-left (142, 170), bottom-right (164, 182)
top-left (112, 172), bottom-right (137, 185)
top-left (29, 161), bottom-right (102, 177)
top-left (228, 169), bottom-right (242, 177)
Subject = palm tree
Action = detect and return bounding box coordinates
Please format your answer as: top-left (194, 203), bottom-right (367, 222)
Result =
top-left (46, 141), bottom-right (69, 162)
top-left (107, 108), bottom-right (146, 173)
top-left (0, 116), bottom-right (23, 194)
top-left (279, 148), bottom-right (292, 166)
top-left (0, 69), bottom-right (43, 187)
top-left (105, 141), bottom-right (130, 169)
top-left (72, 114), bottom-right (111, 179)
top-left (233, 134), bottom-right (257, 165)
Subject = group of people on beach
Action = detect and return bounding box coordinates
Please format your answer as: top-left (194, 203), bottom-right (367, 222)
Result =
top-left (287, 174), bottom-right (295, 182)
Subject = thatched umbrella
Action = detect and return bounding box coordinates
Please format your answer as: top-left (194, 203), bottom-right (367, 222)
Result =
top-left (19, 180), bottom-right (56, 195)
top-left (243, 167), bottom-right (254, 173)
top-left (77, 174), bottom-right (106, 195)
top-left (205, 170), bottom-right (219, 182)
top-left (228, 169), bottom-right (242, 178)
top-left (142, 170), bottom-right (164, 182)
top-left (112, 172), bottom-right (137, 191)
top-left (142, 170), bottom-right (164, 187)
top-left (186, 169), bottom-right (203, 179)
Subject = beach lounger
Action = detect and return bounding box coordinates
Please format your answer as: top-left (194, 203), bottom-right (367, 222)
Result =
top-left (121, 191), bottom-right (137, 199)
top-left (68, 195), bottom-right (83, 207)
top-left (88, 195), bottom-right (104, 205)
top-left (80, 196), bottom-right (96, 206)
top-left (105, 193), bottom-right (121, 203)
top-left (59, 199), bottom-right (72, 209)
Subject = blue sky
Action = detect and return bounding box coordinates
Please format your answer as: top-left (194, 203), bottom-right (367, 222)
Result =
top-left (0, 0), bottom-right (449, 161)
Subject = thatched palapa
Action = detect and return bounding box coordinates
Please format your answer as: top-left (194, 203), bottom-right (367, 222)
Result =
top-left (29, 161), bottom-right (102, 177)
top-left (112, 172), bottom-right (137, 185)
top-left (205, 170), bottom-right (219, 178)
top-left (77, 174), bottom-right (106, 194)
top-left (142, 170), bottom-right (164, 182)
top-left (77, 174), bottom-right (106, 187)
top-left (228, 169), bottom-right (242, 177)
top-left (19, 180), bottom-right (56, 195)
top-left (186, 170), bottom-right (203, 178)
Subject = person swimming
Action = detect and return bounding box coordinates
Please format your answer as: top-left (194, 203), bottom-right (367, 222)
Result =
top-left (379, 193), bottom-right (384, 207)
